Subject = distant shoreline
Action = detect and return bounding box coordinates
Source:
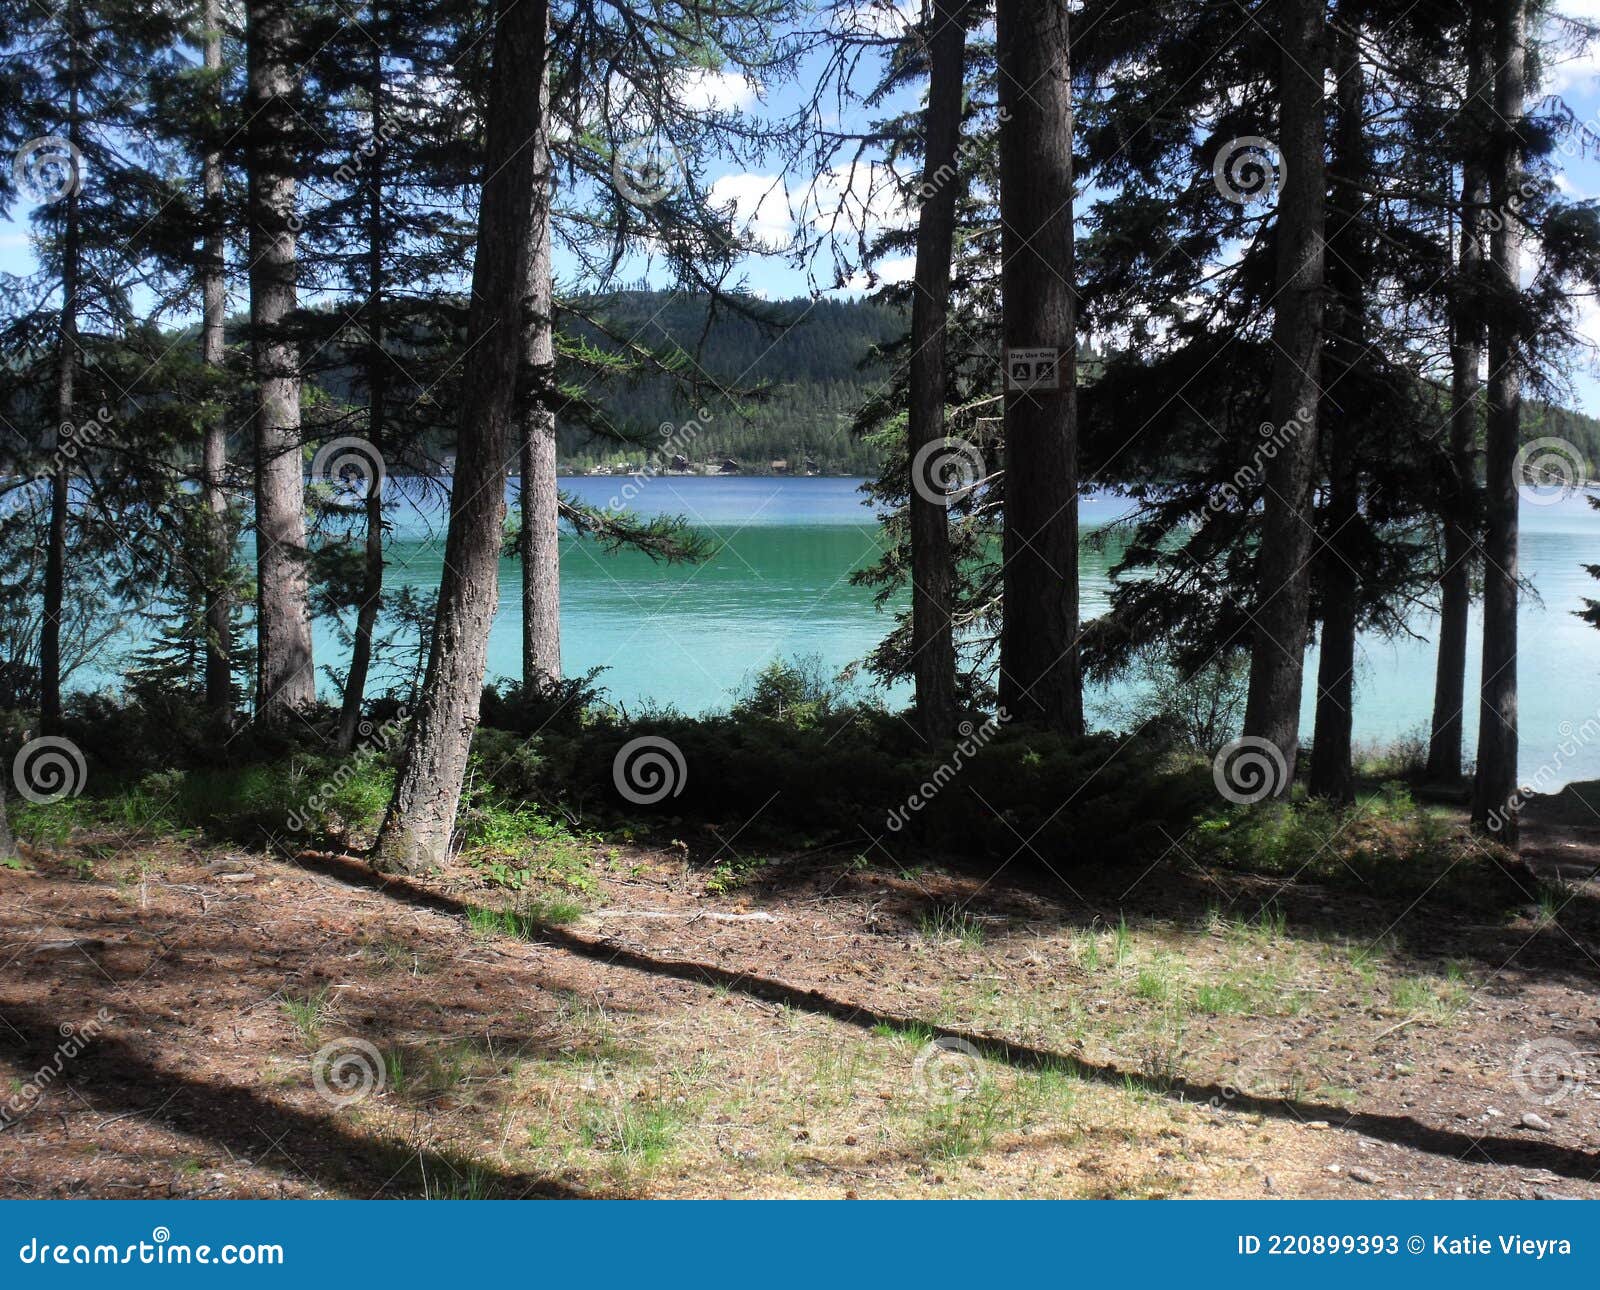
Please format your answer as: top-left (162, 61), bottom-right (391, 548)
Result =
top-left (555, 470), bottom-right (859, 480)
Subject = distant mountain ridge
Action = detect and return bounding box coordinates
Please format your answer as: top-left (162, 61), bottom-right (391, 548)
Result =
top-left (559, 290), bottom-right (1600, 479)
top-left (559, 290), bottom-right (904, 475)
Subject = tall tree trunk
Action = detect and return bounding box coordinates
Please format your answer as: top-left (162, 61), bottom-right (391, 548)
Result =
top-left (1241, 0), bottom-right (1326, 788)
top-left (201, 0), bottom-right (233, 724)
top-left (246, 0), bottom-right (314, 718)
top-left (905, 0), bottom-right (967, 744)
top-left (1309, 11), bottom-right (1367, 804)
top-left (1428, 8), bottom-right (1489, 785)
top-left (1471, 0), bottom-right (1526, 844)
top-left (41, 2), bottom-right (81, 734)
top-left (518, 51), bottom-right (560, 690)
top-left (337, 20), bottom-right (387, 752)
top-left (994, 0), bottom-right (1082, 734)
top-left (0, 789), bottom-right (13, 861)
top-left (374, 0), bottom-right (550, 873)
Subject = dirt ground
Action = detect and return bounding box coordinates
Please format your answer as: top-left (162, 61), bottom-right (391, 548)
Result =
top-left (2, 798), bottom-right (1598, 1199)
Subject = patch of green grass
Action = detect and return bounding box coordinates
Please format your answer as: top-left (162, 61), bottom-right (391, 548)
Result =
top-left (1194, 981), bottom-right (1253, 1015)
top-left (807, 1041), bottom-right (868, 1104)
top-left (871, 1021), bottom-right (935, 1045)
top-left (417, 1161), bottom-right (497, 1199)
top-left (705, 853), bottom-right (774, 895)
top-left (12, 798), bottom-right (93, 849)
top-left (382, 1047), bottom-right (409, 1095)
top-left (1113, 914), bottom-right (1134, 966)
top-left (1136, 1025), bottom-right (1188, 1091)
top-left (579, 1099), bottom-right (685, 1167)
top-left (1389, 970), bottom-right (1470, 1019)
top-left (1535, 879), bottom-right (1574, 927)
top-left (917, 1084), bottom-right (1009, 1161)
top-left (917, 903), bottom-right (987, 948)
top-left (1134, 965), bottom-right (1176, 1004)
top-left (465, 893), bottom-right (585, 941)
top-left (1219, 905), bottom-right (1286, 947)
top-left (1193, 797), bottom-right (1525, 910)
top-left (279, 987), bottom-right (335, 1044)
top-left (19, 760), bottom-right (393, 851)
top-left (1013, 1058), bottom-right (1083, 1123)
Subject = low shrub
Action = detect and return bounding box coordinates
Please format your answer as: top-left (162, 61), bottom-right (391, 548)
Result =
top-left (1189, 784), bottom-right (1531, 908)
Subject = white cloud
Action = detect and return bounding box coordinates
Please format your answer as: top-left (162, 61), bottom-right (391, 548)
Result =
top-left (1544, 50), bottom-right (1600, 95)
top-left (709, 171), bottom-right (795, 250)
top-left (829, 256), bottom-right (916, 295)
top-left (707, 160), bottom-right (919, 255)
top-left (1556, 0), bottom-right (1600, 21)
top-left (805, 161), bottom-right (916, 234)
top-left (1546, 2), bottom-right (1600, 93)
top-left (1579, 293), bottom-right (1600, 340)
top-left (875, 256), bottom-right (916, 284)
top-left (675, 68), bottom-right (760, 113)
top-left (830, 0), bottom-right (921, 39)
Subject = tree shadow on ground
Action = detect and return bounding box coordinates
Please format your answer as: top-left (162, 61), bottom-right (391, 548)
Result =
top-left (0, 998), bottom-right (590, 1199)
top-left (292, 851), bottom-right (1600, 1185)
top-left (727, 831), bottom-right (1600, 994)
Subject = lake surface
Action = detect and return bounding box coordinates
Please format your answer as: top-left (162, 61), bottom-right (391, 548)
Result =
top-left (91, 475), bottom-right (1600, 787)
top-left (382, 475), bottom-right (1600, 786)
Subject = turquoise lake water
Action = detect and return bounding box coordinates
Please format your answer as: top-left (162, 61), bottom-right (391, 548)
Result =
top-left (87, 474), bottom-right (1600, 787)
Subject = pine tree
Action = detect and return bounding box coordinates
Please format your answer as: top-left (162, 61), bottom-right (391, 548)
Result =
top-left (903, 0), bottom-right (970, 743)
top-left (373, 0), bottom-right (554, 872)
top-left (1240, 0), bottom-right (1326, 789)
top-left (1471, 0), bottom-right (1528, 843)
top-left (995, 0), bottom-right (1082, 734)
top-left (1428, 0), bottom-right (1492, 784)
top-left (245, 0), bottom-right (315, 718)
top-left (0, 0), bottom-right (186, 723)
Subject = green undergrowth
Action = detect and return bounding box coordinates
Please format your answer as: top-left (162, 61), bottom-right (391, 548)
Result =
top-left (3, 681), bottom-right (1531, 912)
top-left (1190, 784), bottom-right (1529, 908)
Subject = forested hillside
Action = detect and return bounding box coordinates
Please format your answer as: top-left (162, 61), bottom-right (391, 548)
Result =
top-left (555, 290), bottom-right (905, 473)
top-left (293, 288), bottom-right (1600, 478)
